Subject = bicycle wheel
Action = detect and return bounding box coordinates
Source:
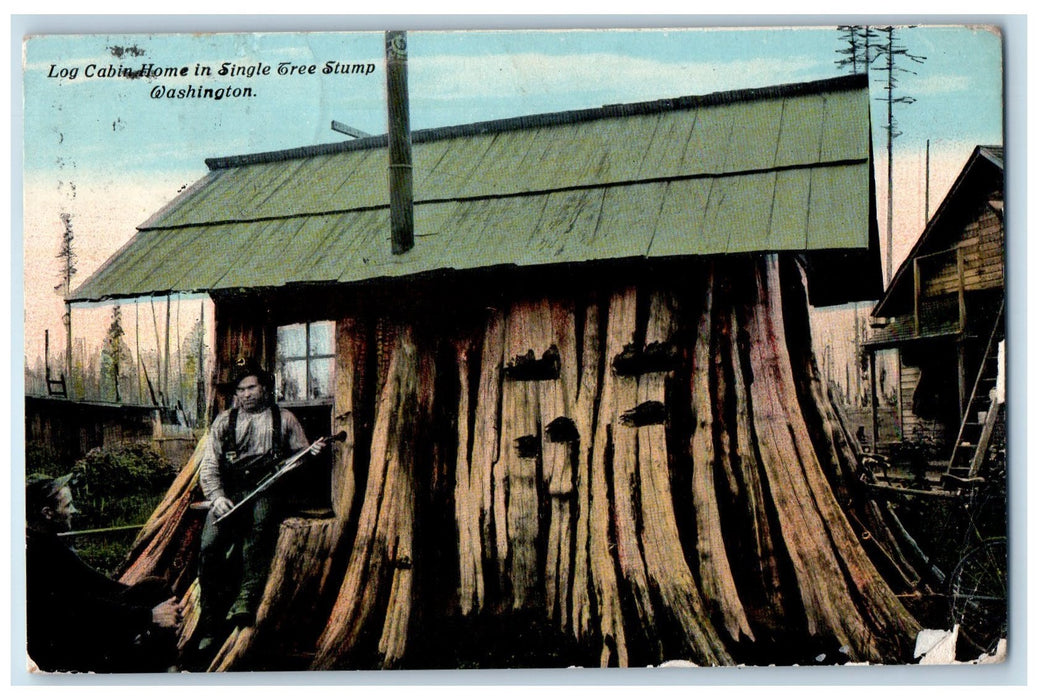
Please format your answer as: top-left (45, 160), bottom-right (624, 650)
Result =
top-left (949, 536), bottom-right (1007, 658)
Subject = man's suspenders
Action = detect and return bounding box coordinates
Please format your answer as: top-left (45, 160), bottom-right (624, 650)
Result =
top-left (270, 405), bottom-right (282, 459)
top-left (223, 404), bottom-right (283, 460)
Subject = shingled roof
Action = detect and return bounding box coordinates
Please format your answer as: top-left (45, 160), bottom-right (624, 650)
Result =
top-left (70, 73), bottom-right (881, 306)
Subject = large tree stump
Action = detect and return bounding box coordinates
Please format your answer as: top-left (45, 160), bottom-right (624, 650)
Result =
top-left (123, 253), bottom-right (921, 671)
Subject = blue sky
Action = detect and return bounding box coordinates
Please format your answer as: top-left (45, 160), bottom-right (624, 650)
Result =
top-left (23, 26), bottom-right (1002, 179)
top-left (19, 24), bottom-right (1006, 363)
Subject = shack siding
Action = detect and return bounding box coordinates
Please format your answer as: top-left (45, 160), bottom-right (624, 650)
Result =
top-left (918, 207), bottom-right (1005, 299)
top-left (898, 363), bottom-right (923, 442)
top-left (25, 396), bottom-right (160, 465)
top-left (872, 147), bottom-right (1003, 319)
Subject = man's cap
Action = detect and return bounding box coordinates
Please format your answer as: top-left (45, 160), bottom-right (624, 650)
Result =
top-left (25, 473), bottom-right (73, 515)
top-left (226, 357), bottom-right (274, 389)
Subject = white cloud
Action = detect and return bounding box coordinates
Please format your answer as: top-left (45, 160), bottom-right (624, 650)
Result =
top-left (909, 73), bottom-right (973, 96)
top-left (410, 52), bottom-right (826, 105)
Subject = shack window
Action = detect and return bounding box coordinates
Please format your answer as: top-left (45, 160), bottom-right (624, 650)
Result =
top-left (275, 321), bottom-right (335, 403)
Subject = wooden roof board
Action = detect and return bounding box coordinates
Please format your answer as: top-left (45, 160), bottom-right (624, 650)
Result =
top-left (153, 167), bottom-right (243, 228)
top-left (247, 157), bottom-right (330, 219)
top-left (714, 172), bottom-right (778, 253)
top-left (322, 148), bottom-right (388, 211)
top-left (347, 208), bottom-right (479, 284)
top-left (99, 227), bottom-right (207, 295)
top-left (333, 209), bottom-right (393, 283)
top-left (767, 169), bottom-right (812, 250)
top-left (463, 131), bottom-right (543, 199)
top-left (413, 137), bottom-right (471, 196)
top-left (697, 177), bottom-right (749, 254)
top-left (207, 218), bottom-right (292, 289)
top-left (721, 99), bottom-right (785, 172)
top-left (819, 89), bottom-right (870, 163)
top-left (448, 195), bottom-right (550, 271)
top-left (205, 161), bottom-right (287, 222)
top-left (806, 164), bottom-right (868, 249)
top-left (594, 182), bottom-right (665, 259)
top-left (156, 226), bottom-right (243, 292)
top-left (506, 126), bottom-right (573, 193)
top-left (648, 178), bottom-right (714, 257)
top-left (237, 160), bottom-right (309, 218)
top-left (230, 217), bottom-right (315, 287)
top-left (434, 198), bottom-right (500, 270)
top-left (773, 94), bottom-right (825, 168)
top-left (420, 131), bottom-right (500, 201)
top-left (413, 199), bottom-right (458, 243)
top-left (138, 170), bottom-right (223, 231)
top-left (541, 121), bottom-right (611, 191)
top-left (522, 188), bottom-right (604, 265)
top-left (638, 109), bottom-right (699, 180)
top-left (598, 112), bottom-right (662, 183)
top-left (678, 102), bottom-right (736, 175)
top-left (291, 212), bottom-right (363, 281)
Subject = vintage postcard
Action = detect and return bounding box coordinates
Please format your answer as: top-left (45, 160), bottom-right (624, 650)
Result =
top-left (19, 22), bottom-right (1009, 676)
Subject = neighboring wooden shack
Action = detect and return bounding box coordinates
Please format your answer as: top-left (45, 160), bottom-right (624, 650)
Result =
top-left (864, 146), bottom-right (1005, 477)
top-left (68, 74), bottom-right (921, 670)
top-left (25, 396), bottom-right (160, 466)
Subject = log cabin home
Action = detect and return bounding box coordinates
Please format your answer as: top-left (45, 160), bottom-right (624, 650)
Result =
top-left (66, 73), bottom-right (926, 670)
top-left (864, 146), bottom-right (1005, 485)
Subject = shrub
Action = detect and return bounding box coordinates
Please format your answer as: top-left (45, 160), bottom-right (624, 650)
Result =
top-left (70, 444), bottom-right (177, 530)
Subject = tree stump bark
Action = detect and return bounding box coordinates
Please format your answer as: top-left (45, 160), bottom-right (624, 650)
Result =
top-left (123, 253), bottom-right (921, 671)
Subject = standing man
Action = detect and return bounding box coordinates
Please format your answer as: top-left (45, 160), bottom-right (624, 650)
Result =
top-left (25, 474), bottom-right (183, 673)
top-left (196, 358), bottom-right (325, 650)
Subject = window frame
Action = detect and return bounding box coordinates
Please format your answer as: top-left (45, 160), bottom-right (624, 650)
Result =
top-left (275, 320), bottom-right (336, 406)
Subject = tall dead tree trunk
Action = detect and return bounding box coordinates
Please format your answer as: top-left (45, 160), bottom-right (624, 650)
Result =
top-left (123, 254), bottom-right (919, 671)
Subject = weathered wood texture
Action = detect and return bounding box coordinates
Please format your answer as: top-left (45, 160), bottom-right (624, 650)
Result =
top-left (313, 326), bottom-right (430, 669)
top-left (124, 253), bottom-right (919, 670)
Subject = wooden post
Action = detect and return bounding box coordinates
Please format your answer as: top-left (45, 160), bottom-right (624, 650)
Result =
top-left (912, 258), bottom-right (921, 336)
top-left (870, 350), bottom-right (879, 450)
top-left (64, 301), bottom-right (72, 392)
top-left (957, 246), bottom-right (966, 332)
top-left (386, 30), bottom-right (414, 255)
top-left (957, 342), bottom-right (967, 423)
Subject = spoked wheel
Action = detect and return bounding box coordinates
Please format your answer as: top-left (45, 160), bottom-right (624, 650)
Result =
top-left (949, 537), bottom-right (1007, 659)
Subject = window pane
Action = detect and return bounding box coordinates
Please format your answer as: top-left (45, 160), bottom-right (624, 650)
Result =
top-left (276, 359), bottom-right (307, 402)
top-left (309, 321), bottom-right (335, 356)
top-left (277, 323), bottom-right (307, 358)
top-left (309, 357), bottom-right (335, 399)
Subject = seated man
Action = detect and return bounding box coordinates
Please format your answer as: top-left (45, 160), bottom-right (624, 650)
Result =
top-left (196, 358), bottom-right (325, 651)
top-left (25, 474), bottom-right (183, 673)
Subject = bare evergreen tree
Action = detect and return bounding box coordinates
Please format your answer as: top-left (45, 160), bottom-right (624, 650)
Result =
top-left (101, 305), bottom-right (131, 402)
top-left (834, 25), bottom-right (879, 74)
top-left (873, 25), bottom-right (927, 285)
top-left (54, 213), bottom-right (77, 392)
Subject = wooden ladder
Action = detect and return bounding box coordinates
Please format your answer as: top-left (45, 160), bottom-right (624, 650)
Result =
top-left (45, 371), bottom-right (67, 397)
top-left (944, 301), bottom-right (1004, 485)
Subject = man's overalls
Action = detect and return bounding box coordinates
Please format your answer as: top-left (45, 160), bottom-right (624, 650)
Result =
top-left (197, 404), bottom-right (284, 630)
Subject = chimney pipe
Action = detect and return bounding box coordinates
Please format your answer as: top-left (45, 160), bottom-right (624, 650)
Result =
top-left (385, 30), bottom-right (414, 255)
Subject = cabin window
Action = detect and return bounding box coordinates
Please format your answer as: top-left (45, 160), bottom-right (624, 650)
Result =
top-left (275, 321), bottom-right (335, 403)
